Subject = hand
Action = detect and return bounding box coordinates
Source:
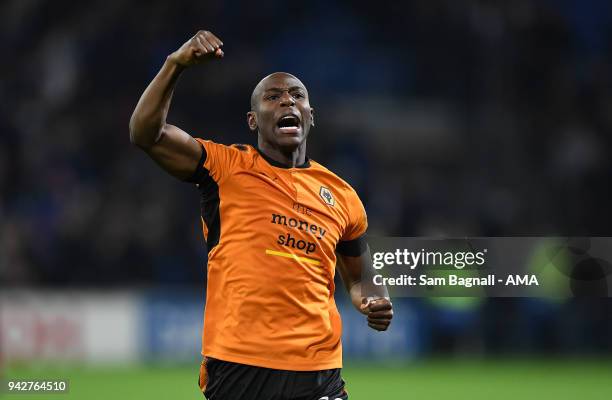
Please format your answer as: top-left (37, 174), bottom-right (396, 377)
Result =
top-left (360, 297), bottom-right (393, 331)
top-left (168, 30), bottom-right (224, 67)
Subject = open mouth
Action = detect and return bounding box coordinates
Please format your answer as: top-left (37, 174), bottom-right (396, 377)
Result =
top-left (276, 114), bottom-right (301, 134)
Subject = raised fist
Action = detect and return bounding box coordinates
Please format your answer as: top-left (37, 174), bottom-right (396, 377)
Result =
top-left (168, 30), bottom-right (224, 67)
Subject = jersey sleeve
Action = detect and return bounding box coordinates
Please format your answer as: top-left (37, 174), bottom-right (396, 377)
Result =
top-left (337, 189), bottom-right (368, 256)
top-left (341, 189), bottom-right (368, 241)
top-left (191, 138), bottom-right (241, 184)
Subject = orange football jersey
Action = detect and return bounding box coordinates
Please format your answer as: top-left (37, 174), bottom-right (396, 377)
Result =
top-left (192, 138), bottom-right (367, 371)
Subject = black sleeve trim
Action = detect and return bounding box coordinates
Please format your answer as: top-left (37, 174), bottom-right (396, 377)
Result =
top-left (185, 144), bottom-right (208, 184)
top-left (336, 234), bottom-right (368, 257)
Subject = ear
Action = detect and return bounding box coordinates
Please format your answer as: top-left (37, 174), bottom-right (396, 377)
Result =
top-left (247, 111), bottom-right (258, 132)
top-left (310, 107), bottom-right (315, 127)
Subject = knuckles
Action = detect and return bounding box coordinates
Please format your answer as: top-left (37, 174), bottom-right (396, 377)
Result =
top-left (368, 323), bottom-right (389, 331)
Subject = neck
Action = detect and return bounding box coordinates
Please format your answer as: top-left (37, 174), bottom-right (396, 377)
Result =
top-left (258, 138), bottom-right (307, 168)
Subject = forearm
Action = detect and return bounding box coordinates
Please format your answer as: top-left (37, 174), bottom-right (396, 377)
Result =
top-left (349, 282), bottom-right (364, 311)
top-left (338, 247), bottom-right (393, 330)
top-left (129, 58), bottom-right (184, 147)
top-left (348, 280), bottom-right (389, 313)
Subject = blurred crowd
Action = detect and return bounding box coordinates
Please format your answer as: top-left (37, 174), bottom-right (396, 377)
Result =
top-left (1, 0), bottom-right (611, 352)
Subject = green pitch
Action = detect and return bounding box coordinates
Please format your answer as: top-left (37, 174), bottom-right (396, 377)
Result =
top-left (4, 359), bottom-right (611, 400)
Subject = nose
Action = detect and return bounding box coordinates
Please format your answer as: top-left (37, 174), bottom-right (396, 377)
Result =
top-left (280, 91), bottom-right (295, 106)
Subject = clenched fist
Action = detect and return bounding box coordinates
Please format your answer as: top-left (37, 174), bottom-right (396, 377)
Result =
top-left (168, 30), bottom-right (224, 67)
top-left (360, 297), bottom-right (393, 331)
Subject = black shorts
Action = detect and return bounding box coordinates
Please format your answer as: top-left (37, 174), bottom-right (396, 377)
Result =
top-left (199, 357), bottom-right (349, 400)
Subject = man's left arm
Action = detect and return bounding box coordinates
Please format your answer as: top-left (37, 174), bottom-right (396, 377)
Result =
top-left (336, 244), bottom-right (393, 331)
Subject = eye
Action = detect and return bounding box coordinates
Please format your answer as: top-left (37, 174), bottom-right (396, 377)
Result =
top-left (266, 94), bottom-right (279, 101)
top-left (292, 92), bottom-right (305, 99)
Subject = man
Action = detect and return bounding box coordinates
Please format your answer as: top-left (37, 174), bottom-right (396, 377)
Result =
top-left (129, 30), bottom-right (393, 400)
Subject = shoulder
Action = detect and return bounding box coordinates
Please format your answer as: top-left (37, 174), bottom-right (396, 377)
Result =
top-left (192, 139), bottom-right (257, 182)
top-left (194, 138), bottom-right (257, 165)
top-left (195, 138), bottom-right (254, 155)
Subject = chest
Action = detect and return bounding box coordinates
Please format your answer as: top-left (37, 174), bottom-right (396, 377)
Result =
top-left (220, 168), bottom-right (348, 247)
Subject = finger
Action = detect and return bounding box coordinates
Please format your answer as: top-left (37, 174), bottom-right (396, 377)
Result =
top-left (193, 36), bottom-right (208, 56)
top-left (367, 310), bottom-right (393, 319)
top-left (367, 314), bottom-right (391, 323)
top-left (199, 31), bottom-right (220, 50)
top-left (195, 33), bottom-right (213, 52)
top-left (367, 317), bottom-right (391, 326)
top-left (359, 297), bottom-right (374, 313)
top-left (203, 31), bottom-right (223, 48)
top-left (203, 31), bottom-right (223, 46)
top-left (197, 36), bottom-right (216, 52)
top-left (214, 48), bottom-right (224, 58)
top-left (368, 301), bottom-right (392, 313)
top-left (368, 322), bottom-right (389, 331)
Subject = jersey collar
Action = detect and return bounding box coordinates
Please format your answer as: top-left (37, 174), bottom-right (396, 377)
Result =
top-left (255, 148), bottom-right (311, 169)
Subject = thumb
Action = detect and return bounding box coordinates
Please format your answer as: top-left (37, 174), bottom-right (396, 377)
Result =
top-left (360, 297), bottom-right (374, 313)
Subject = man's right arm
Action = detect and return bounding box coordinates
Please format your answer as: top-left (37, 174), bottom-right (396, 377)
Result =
top-left (129, 30), bottom-right (224, 180)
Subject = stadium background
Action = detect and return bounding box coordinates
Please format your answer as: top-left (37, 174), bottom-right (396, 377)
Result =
top-left (1, 0), bottom-right (611, 399)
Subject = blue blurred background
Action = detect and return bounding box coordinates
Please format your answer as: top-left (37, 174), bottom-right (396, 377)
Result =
top-left (1, 1), bottom-right (612, 398)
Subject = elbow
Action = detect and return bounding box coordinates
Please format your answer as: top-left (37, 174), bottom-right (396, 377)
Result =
top-left (128, 114), bottom-right (150, 147)
top-left (128, 114), bottom-right (163, 149)
top-left (128, 114), bottom-right (139, 146)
